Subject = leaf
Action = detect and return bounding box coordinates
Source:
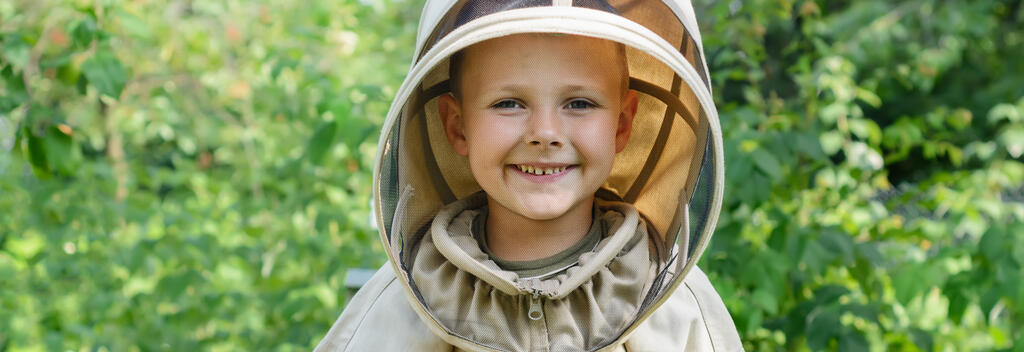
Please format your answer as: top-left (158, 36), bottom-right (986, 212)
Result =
top-left (837, 330), bottom-right (870, 352)
top-left (0, 65), bottom-right (28, 111)
top-left (848, 117), bottom-right (881, 146)
top-left (6, 229), bottom-right (46, 260)
top-left (306, 121), bottom-right (338, 165)
top-left (23, 126), bottom-right (50, 176)
top-left (978, 225), bottom-right (1005, 261)
top-left (893, 262), bottom-right (942, 305)
top-left (988, 103), bottom-right (1021, 124)
top-left (819, 229), bottom-right (855, 265)
top-left (339, 122), bottom-right (374, 151)
top-left (813, 285), bottom-right (850, 306)
top-left (998, 125), bottom-right (1024, 158)
top-left (801, 240), bottom-right (831, 274)
top-left (271, 57), bottom-right (299, 80)
top-left (81, 47), bottom-right (128, 99)
top-left (807, 309), bottom-right (841, 351)
top-left (43, 125), bottom-right (76, 175)
top-left (842, 303), bottom-right (879, 321)
top-left (854, 242), bottom-right (883, 266)
top-left (820, 131), bottom-right (844, 155)
top-left (882, 118), bottom-right (923, 149)
top-left (750, 147), bottom-right (783, 180)
top-left (1012, 223), bottom-right (1024, 265)
top-left (845, 142), bottom-right (883, 171)
top-left (979, 288), bottom-right (1001, 323)
top-left (909, 328), bottom-right (935, 351)
top-left (948, 289), bottom-right (968, 324)
top-left (751, 289), bottom-right (779, 315)
top-left (0, 34), bottom-right (31, 70)
top-left (39, 51), bottom-right (73, 69)
top-left (855, 87), bottom-right (882, 108)
top-left (795, 132), bottom-right (827, 161)
top-left (156, 269), bottom-right (201, 300)
top-left (744, 309), bottom-right (763, 334)
top-left (946, 108), bottom-right (973, 131)
top-left (69, 18), bottom-right (99, 49)
top-left (115, 10), bottom-right (154, 39)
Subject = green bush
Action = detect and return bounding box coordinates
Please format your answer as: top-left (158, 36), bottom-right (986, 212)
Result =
top-left (1, 0), bottom-right (416, 350)
top-left (0, 0), bottom-right (1021, 350)
top-left (697, 0), bottom-right (1024, 350)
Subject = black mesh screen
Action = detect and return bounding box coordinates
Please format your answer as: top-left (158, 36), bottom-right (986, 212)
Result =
top-left (687, 128), bottom-right (714, 258)
top-left (379, 114), bottom-right (402, 244)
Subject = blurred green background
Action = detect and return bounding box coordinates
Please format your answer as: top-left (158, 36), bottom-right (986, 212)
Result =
top-left (0, 0), bottom-right (1022, 351)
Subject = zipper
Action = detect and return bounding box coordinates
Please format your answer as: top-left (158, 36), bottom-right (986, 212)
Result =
top-left (528, 293), bottom-right (543, 321)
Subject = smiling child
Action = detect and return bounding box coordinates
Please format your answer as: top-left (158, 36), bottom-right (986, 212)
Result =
top-left (317, 1), bottom-right (742, 351)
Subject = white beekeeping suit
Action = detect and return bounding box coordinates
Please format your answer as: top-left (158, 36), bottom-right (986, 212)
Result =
top-left (317, 1), bottom-right (742, 350)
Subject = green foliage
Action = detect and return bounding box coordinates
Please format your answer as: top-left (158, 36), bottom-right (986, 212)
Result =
top-left (0, 0), bottom-right (1021, 350)
top-left (1, 0), bottom-right (417, 350)
top-left (696, 0), bottom-right (1024, 350)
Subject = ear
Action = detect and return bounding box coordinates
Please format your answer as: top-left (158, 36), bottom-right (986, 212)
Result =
top-left (615, 89), bottom-right (638, 153)
top-left (438, 93), bottom-right (469, 156)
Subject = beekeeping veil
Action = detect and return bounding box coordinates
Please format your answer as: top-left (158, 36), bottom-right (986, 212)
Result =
top-left (372, 0), bottom-right (723, 350)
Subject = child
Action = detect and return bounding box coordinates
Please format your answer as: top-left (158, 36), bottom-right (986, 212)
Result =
top-left (317, 1), bottom-right (741, 351)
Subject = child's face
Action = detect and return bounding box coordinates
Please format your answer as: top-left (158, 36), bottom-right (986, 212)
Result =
top-left (439, 34), bottom-right (638, 221)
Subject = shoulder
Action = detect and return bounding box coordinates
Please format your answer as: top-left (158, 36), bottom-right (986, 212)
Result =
top-left (624, 266), bottom-right (744, 351)
top-left (681, 266), bottom-right (744, 351)
top-left (314, 264), bottom-right (451, 352)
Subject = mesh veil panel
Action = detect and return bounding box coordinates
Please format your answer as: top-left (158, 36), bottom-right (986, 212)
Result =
top-left (379, 114), bottom-right (401, 243)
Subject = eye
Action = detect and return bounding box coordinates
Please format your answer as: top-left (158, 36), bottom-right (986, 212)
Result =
top-left (566, 99), bottom-right (596, 110)
top-left (492, 100), bottom-right (524, 109)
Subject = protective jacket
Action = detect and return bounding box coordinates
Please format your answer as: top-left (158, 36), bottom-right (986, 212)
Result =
top-left (316, 0), bottom-right (741, 350)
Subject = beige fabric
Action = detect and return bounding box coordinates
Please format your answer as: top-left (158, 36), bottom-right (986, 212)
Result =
top-left (315, 264), bottom-right (741, 352)
top-left (410, 193), bottom-right (658, 351)
top-left (316, 193), bottom-right (743, 351)
top-left (314, 266), bottom-right (452, 352)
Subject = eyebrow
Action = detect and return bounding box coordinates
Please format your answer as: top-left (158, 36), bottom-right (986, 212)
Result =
top-left (490, 84), bottom-right (603, 95)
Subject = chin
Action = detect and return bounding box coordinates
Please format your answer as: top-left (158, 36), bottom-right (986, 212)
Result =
top-left (513, 201), bottom-right (573, 221)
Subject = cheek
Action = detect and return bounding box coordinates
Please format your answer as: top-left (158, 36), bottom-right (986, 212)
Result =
top-left (576, 119), bottom-right (619, 147)
top-left (572, 119), bottom-right (619, 173)
top-left (464, 117), bottom-right (516, 176)
top-left (466, 116), bottom-right (520, 149)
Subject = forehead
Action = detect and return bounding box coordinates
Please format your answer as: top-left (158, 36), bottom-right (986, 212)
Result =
top-left (457, 34), bottom-right (624, 88)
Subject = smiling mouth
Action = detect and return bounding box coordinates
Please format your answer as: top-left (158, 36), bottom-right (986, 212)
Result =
top-left (511, 164), bottom-right (573, 176)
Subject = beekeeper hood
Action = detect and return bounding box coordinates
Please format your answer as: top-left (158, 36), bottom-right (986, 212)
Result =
top-left (373, 0), bottom-right (723, 350)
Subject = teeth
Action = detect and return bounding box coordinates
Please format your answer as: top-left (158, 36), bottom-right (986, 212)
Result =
top-left (516, 165), bottom-right (568, 175)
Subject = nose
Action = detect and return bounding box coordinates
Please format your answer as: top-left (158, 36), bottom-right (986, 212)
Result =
top-left (524, 109), bottom-right (565, 148)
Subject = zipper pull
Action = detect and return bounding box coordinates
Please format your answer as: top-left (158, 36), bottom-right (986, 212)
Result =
top-left (528, 293), bottom-right (543, 321)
